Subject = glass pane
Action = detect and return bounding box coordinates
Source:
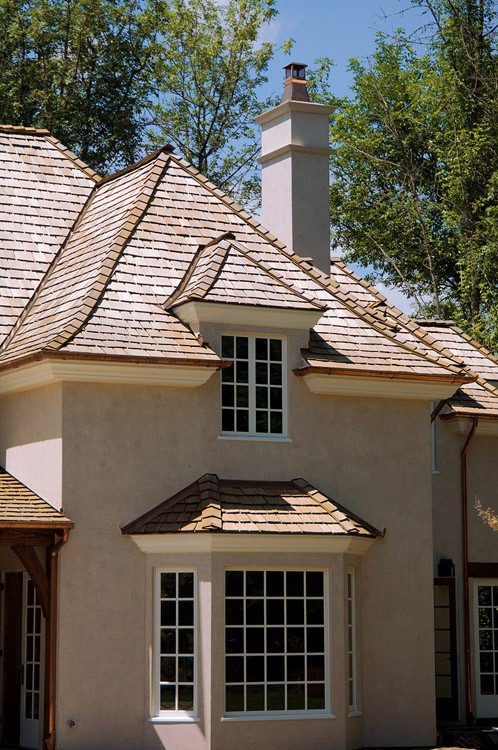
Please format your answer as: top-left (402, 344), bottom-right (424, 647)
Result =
top-left (307, 683), bottom-right (325, 710)
top-left (161, 629), bottom-right (176, 654)
top-left (34, 664), bottom-right (39, 691)
top-left (270, 363), bottom-right (282, 385)
top-left (236, 361), bottom-right (248, 383)
top-left (179, 601), bottom-right (194, 626)
top-left (267, 628), bottom-right (285, 653)
top-left (480, 653), bottom-right (493, 673)
top-left (226, 599), bottom-right (244, 625)
top-left (26, 663), bottom-right (33, 690)
top-left (160, 685), bottom-right (176, 710)
top-left (226, 570), bottom-right (244, 597)
top-left (246, 655), bottom-right (264, 682)
top-left (222, 409), bottom-right (234, 431)
top-left (222, 384), bottom-right (234, 407)
top-left (33, 692), bottom-right (39, 720)
top-left (287, 571), bottom-right (304, 597)
top-left (307, 627), bottom-right (324, 653)
top-left (27, 636), bottom-right (33, 662)
top-left (287, 628), bottom-right (305, 653)
top-left (306, 572), bottom-right (323, 597)
top-left (34, 636), bottom-right (40, 662)
top-left (267, 655), bottom-right (284, 681)
top-left (246, 629), bottom-right (264, 653)
top-left (307, 655), bottom-right (325, 681)
top-left (178, 657), bottom-right (194, 682)
top-left (479, 586), bottom-right (492, 606)
top-left (246, 599), bottom-right (264, 625)
top-left (307, 599), bottom-right (324, 625)
top-left (178, 573), bottom-right (193, 599)
top-left (161, 657), bottom-right (176, 682)
top-left (236, 337), bottom-right (248, 359)
top-left (221, 336), bottom-right (234, 359)
top-left (27, 608), bottom-right (33, 633)
top-left (255, 338), bottom-right (268, 360)
top-left (270, 388), bottom-right (282, 409)
top-left (287, 599), bottom-right (304, 625)
top-left (222, 363), bottom-right (234, 383)
top-left (287, 684), bottom-right (305, 711)
top-left (270, 412), bottom-right (283, 434)
top-left (226, 628), bottom-right (244, 654)
top-left (481, 674), bottom-right (494, 695)
top-left (480, 630), bottom-right (493, 650)
top-left (287, 655), bottom-right (305, 681)
top-left (266, 599), bottom-right (284, 625)
top-left (479, 608), bottom-right (492, 628)
top-left (267, 684), bottom-right (285, 711)
top-left (226, 685), bottom-right (244, 712)
top-left (255, 387), bottom-right (268, 408)
top-left (246, 571), bottom-right (264, 597)
top-left (178, 685), bottom-right (194, 711)
top-left (255, 362), bottom-right (267, 384)
top-left (226, 656), bottom-right (244, 683)
top-left (161, 575), bottom-right (176, 601)
top-left (247, 684), bottom-right (264, 711)
top-left (236, 386), bottom-right (249, 407)
top-left (256, 411), bottom-right (269, 433)
top-left (269, 339), bottom-right (282, 361)
top-left (178, 629), bottom-right (194, 654)
top-left (236, 410), bottom-right (249, 432)
top-left (493, 586), bottom-right (498, 605)
top-left (25, 692), bottom-right (32, 719)
top-left (267, 571), bottom-right (284, 597)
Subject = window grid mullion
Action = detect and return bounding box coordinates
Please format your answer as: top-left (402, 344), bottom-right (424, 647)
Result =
top-left (249, 337), bottom-right (256, 435)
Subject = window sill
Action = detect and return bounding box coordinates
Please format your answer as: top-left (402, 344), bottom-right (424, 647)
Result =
top-left (221, 713), bottom-right (335, 722)
top-left (348, 710), bottom-right (363, 718)
top-left (149, 716), bottom-right (199, 724)
top-left (219, 434), bottom-right (291, 443)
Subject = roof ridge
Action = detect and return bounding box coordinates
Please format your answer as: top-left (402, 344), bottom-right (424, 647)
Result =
top-left (97, 145), bottom-right (175, 186)
top-left (166, 235), bottom-right (232, 308)
top-left (1, 151), bottom-right (170, 360)
top-left (199, 473), bottom-right (222, 531)
top-left (0, 124), bottom-right (51, 135)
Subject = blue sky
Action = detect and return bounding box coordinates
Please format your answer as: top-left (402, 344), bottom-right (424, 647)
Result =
top-left (259, 0), bottom-right (428, 312)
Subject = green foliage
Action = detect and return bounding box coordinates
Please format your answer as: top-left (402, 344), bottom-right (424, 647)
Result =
top-left (0, 0), bottom-right (160, 172)
top-left (330, 0), bottom-right (498, 349)
top-left (148, 0), bottom-right (281, 209)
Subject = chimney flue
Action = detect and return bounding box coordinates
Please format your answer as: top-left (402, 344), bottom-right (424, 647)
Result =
top-left (254, 63), bottom-right (335, 274)
top-left (281, 63), bottom-right (310, 103)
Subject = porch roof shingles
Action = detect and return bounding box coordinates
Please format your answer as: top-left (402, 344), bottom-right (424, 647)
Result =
top-left (0, 466), bottom-right (72, 526)
top-left (122, 474), bottom-right (383, 537)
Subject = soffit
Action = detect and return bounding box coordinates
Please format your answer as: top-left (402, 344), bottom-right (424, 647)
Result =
top-left (121, 473), bottom-right (383, 537)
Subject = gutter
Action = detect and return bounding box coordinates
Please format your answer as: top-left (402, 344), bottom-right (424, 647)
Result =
top-left (460, 417), bottom-right (478, 723)
top-left (293, 364), bottom-right (473, 384)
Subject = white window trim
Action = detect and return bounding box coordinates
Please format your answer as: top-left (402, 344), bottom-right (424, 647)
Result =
top-left (220, 333), bottom-right (288, 439)
top-left (347, 568), bottom-right (360, 716)
top-left (223, 566), bottom-right (330, 719)
top-left (153, 568), bottom-right (198, 721)
top-left (431, 401), bottom-right (439, 474)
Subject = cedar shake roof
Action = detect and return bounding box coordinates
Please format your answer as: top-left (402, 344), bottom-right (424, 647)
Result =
top-left (0, 466), bottom-right (73, 527)
top-left (0, 132), bottom-right (479, 386)
top-left (121, 474), bottom-right (383, 536)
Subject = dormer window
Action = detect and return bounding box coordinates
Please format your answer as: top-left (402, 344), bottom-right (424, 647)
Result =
top-left (221, 334), bottom-right (287, 438)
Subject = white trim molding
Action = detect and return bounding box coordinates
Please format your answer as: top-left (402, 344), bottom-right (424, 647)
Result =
top-left (128, 533), bottom-right (376, 556)
top-left (0, 359), bottom-right (217, 395)
top-left (173, 301), bottom-right (323, 332)
top-left (254, 100), bottom-right (335, 126)
top-left (444, 415), bottom-right (498, 436)
top-left (300, 372), bottom-right (463, 401)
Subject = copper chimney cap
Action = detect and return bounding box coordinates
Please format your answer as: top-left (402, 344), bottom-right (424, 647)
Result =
top-left (281, 62), bottom-right (310, 103)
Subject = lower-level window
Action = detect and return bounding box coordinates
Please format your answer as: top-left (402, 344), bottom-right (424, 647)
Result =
top-left (225, 569), bottom-right (327, 715)
top-left (156, 570), bottom-right (196, 716)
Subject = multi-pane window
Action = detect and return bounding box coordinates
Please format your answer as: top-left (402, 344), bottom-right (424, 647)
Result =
top-left (225, 570), bottom-right (327, 715)
top-left (347, 569), bottom-right (357, 712)
top-left (221, 335), bottom-right (286, 436)
top-left (477, 583), bottom-right (498, 695)
top-left (24, 579), bottom-right (41, 721)
top-left (157, 571), bottom-right (196, 715)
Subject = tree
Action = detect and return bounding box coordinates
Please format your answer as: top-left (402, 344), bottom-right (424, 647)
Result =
top-left (0, 0), bottom-right (161, 173)
top-left (147, 0), bottom-right (285, 208)
top-left (330, 0), bottom-right (498, 349)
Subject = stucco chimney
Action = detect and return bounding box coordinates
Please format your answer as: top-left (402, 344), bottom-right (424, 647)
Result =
top-left (254, 63), bottom-right (334, 274)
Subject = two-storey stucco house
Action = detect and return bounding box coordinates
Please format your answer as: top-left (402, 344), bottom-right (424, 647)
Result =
top-left (0, 63), bottom-right (497, 750)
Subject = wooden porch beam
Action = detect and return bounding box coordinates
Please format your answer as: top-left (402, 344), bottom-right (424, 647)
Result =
top-left (0, 529), bottom-right (55, 546)
top-left (11, 544), bottom-right (50, 619)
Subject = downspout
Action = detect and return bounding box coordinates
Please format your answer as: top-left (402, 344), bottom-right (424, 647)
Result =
top-left (44, 529), bottom-right (69, 750)
top-left (461, 417), bottom-right (478, 724)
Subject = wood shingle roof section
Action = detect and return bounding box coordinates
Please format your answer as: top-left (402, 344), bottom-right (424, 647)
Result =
top-left (121, 474), bottom-right (383, 536)
top-left (0, 466), bottom-right (73, 527)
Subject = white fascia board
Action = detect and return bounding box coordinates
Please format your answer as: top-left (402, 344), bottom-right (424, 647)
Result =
top-left (0, 359), bottom-right (217, 395)
top-left (128, 533), bottom-right (376, 555)
top-left (173, 301), bottom-right (323, 331)
top-left (301, 372), bottom-right (463, 401)
top-left (444, 415), bottom-right (498, 437)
